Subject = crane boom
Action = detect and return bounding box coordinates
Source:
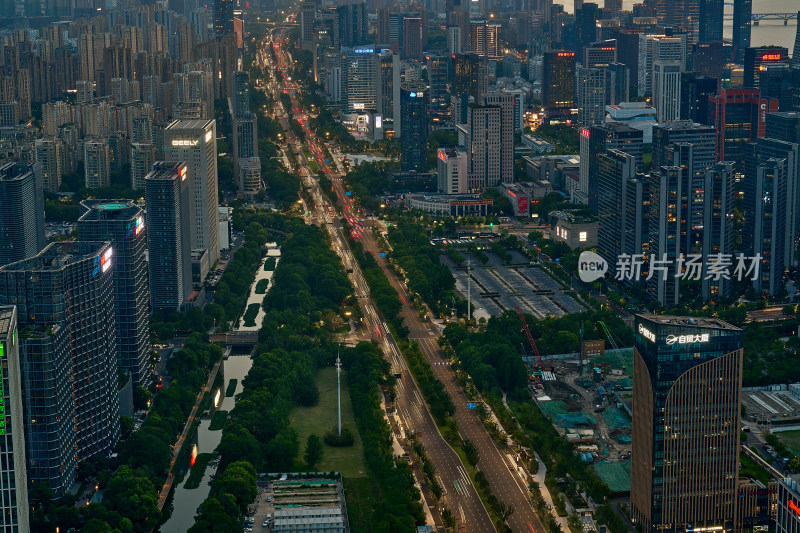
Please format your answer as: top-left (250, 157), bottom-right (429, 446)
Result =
top-left (516, 306), bottom-right (544, 367)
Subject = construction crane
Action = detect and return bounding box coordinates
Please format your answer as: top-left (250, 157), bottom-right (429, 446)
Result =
top-left (520, 343), bottom-right (542, 388)
top-left (516, 306), bottom-right (551, 371)
top-left (597, 321), bottom-right (627, 372)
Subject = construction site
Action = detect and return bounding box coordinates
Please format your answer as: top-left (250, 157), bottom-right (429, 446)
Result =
top-left (517, 308), bottom-right (634, 494)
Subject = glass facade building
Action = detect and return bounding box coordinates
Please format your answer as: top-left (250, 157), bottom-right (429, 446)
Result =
top-left (0, 242), bottom-right (120, 496)
top-left (631, 315), bottom-right (743, 533)
top-left (78, 200), bottom-right (151, 389)
top-left (0, 162), bottom-right (45, 267)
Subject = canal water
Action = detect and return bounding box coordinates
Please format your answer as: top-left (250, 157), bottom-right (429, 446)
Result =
top-left (160, 354), bottom-right (253, 532)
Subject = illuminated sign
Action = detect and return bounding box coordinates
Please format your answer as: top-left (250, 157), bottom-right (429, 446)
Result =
top-left (789, 500), bottom-right (800, 515)
top-left (638, 324), bottom-right (656, 343)
top-left (375, 116), bottom-right (382, 129)
top-left (180, 166), bottom-right (187, 181)
top-left (205, 131), bottom-right (213, 142)
top-left (438, 151), bottom-right (447, 162)
top-left (353, 45), bottom-right (375, 54)
top-left (171, 139), bottom-right (198, 147)
top-left (761, 53), bottom-right (783, 61)
top-left (600, 46), bottom-right (614, 51)
top-left (665, 333), bottom-right (709, 345)
top-left (135, 216), bottom-right (144, 236)
top-left (557, 52), bottom-right (575, 57)
top-left (101, 247), bottom-right (113, 273)
top-left (581, 128), bottom-right (590, 137)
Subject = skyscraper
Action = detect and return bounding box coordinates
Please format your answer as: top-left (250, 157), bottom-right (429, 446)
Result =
top-left (709, 89), bottom-right (778, 170)
top-left (576, 67), bottom-right (606, 126)
top-left (78, 201), bottom-right (151, 389)
top-left (0, 305), bottom-right (29, 533)
top-left (743, 46), bottom-right (789, 89)
top-left (465, 93), bottom-right (514, 188)
top-left (336, 1), bottom-right (369, 48)
top-left (453, 52), bottom-right (488, 101)
top-left (400, 85), bottom-right (428, 171)
top-left (652, 61), bottom-right (682, 122)
top-left (131, 143), bottom-right (156, 190)
top-left (732, 0), bottom-right (752, 62)
top-left (34, 137), bottom-right (63, 192)
top-left (698, 0), bottom-right (723, 42)
top-left (702, 162), bottom-right (735, 300)
top-left (542, 50), bottom-right (575, 110)
top-left (749, 158), bottom-right (787, 297)
top-left (579, 123), bottom-right (644, 212)
top-left (301, 2), bottom-right (317, 51)
top-left (84, 138), bottom-right (111, 189)
top-left (679, 72), bottom-right (717, 124)
top-left (0, 242), bottom-right (120, 496)
top-left (631, 314), bottom-right (743, 532)
top-left (437, 149), bottom-right (468, 194)
top-left (145, 161), bottom-right (193, 313)
top-left (0, 162), bottom-right (45, 267)
top-left (163, 119), bottom-right (220, 266)
top-left (214, 0), bottom-right (234, 37)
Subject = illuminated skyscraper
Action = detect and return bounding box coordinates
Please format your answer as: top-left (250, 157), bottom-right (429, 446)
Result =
top-left (542, 50), bottom-right (575, 110)
top-left (732, 0), bottom-right (752, 62)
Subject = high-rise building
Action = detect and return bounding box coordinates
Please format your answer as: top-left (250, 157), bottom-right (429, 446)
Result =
top-left (576, 67), bottom-right (606, 127)
top-left (238, 157), bottom-right (262, 198)
top-left (653, 0), bottom-right (699, 37)
top-left (579, 122), bottom-right (644, 212)
top-left (402, 17), bottom-right (423, 59)
top-left (465, 103), bottom-right (501, 188)
top-left (597, 150), bottom-right (646, 279)
top-left (453, 52), bottom-right (488, 101)
top-left (145, 161), bottom-right (193, 313)
top-left (652, 61), bottom-right (682, 122)
top-left (605, 63), bottom-right (630, 106)
top-left (542, 50), bottom-right (575, 110)
top-left (749, 158), bottom-right (787, 297)
top-left (638, 35), bottom-right (686, 97)
top-left (336, 1), bottom-right (369, 48)
top-left (709, 89), bottom-right (778, 170)
top-left (679, 72), bottom-right (717, 124)
top-left (766, 111), bottom-right (800, 145)
top-left (691, 41), bottom-right (731, 80)
top-left (698, 0), bottom-right (724, 42)
top-left (0, 242), bottom-right (120, 496)
top-left (400, 85), bottom-right (428, 171)
top-left (469, 20), bottom-right (501, 59)
top-left (131, 143), bottom-right (156, 190)
top-left (584, 40), bottom-right (617, 68)
top-left (631, 314), bottom-right (743, 533)
top-left (758, 63), bottom-right (793, 111)
top-left (743, 46), bottom-right (789, 89)
top-left (214, 0), bottom-right (234, 37)
top-left (301, 2), bottom-right (317, 51)
top-left (777, 476), bottom-right (800, 533)
top-left (0, 305), bottom-right (29, 533)
top-left (163, 119), bottom-right (220, 266)
top-left (340, 46), bottom-right (379, 114)
top-left (78, 201), bottom-right (151, 389)
top-left (34, 137), bottom-right (62, 192)
top-left (794, 11), bottom-right (800, 70)
top-left (231, 70), bottom-right (250, 121)
top-left (84, 138), bottom-right (110, 189)
top-left (426, 55), bottom-right (450, 126)
top-left (437, 149), bottom-right (468, 194)
top-left (0, 162), bottom-right (45, 267)
top-left (702, 162), bottom-right (735, 300)
top-left (732, 0), bottom-right (752, 62)
top-left (652, 121), bottom-right (717, 172)
top-left (232, 113), bottom-right (257, 174)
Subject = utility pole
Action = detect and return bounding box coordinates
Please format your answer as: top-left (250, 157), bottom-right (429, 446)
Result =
top-left (467, 258), bottom-right (471, 322)
top-left (336, 347), bottom-right (342, 436)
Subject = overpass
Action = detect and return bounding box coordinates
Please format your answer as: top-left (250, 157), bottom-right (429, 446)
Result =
top-left (209, 331), bottom-right (259, 346)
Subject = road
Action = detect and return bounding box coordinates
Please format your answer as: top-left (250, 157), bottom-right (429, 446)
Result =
top-left (261, 30), bottom-right (496, 532)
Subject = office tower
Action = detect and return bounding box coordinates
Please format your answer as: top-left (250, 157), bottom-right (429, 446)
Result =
top-left (605, 63), bottom-right (630, 106)
top-left (403, 17), bottom-right (423, 59)
top-left (758, 64), bottom-right (793, 111)
top-left (631, 314), bottom-right (743, 532)
top-left (743, 47), bottom-right (789, 89)
top-left (214, 0), bottom-right (234, 37)
top-left (77, 201), bottom-right (150, 389)
top-left (653, 0), bottom-right (698, 36)
top-left (233, 113), bottom-right (257, 174)
top-left (453, 52), bottom-right (488, 101)
top-left (400, 85), bottom-right (428, 171)
top-left (336, 1), bottom-right (368, 48)
top-left (702, 162), bottom-right (735, 300)
top-left (301, 2), bottom-right (316, 51)
top-left (378, 49), bottom-right (401, 135)
top-left (0, 163), bottom-right (45, 267)
top-left (652, 121), bottom-right (717, 173)
top-left (466, 103), bottom-right (501, 189)
top-left (145, 162), bottom-right (193, 313)
top-left (584, 40), bottom-right (617, 68)
top-left (427, 55), bottom-right (450, 126)
top-left (0, 306), bottom-right (29, 533)
top-left (698, 0), bottom-right (723, 42)
top-left (447, 26), bottom-right (462, 54)
top-left (231, 71), bottom-right (250, 121)
top-left (580, 123), bottom-right (644, 212)
top-left (84, 139), bottom-right (110, 189)
top-left (575, 2), bottom-right (600, 52)
top-left (34, 137), bottom-right (62, 192)
top-left (679, 73), bottom-right (717, 124)
top-left (691, 41), bottom-right (731, 80)
top-left (750, 159), bottom-right (787, 297)
top-left (732, 0), bottom-right (752, 62)
top-left (163, 120), bottom-right (220, 266)
top-left (131, 143), bottom-right (156, 190)
top-left (638, 35), bottom-right (686, 97)
top-left (766, 112), bottom-right (800, 145)
top-left (794, 11), bottom-right (800, 69)
top-left (652, 61), bottom-right (682, 122)
top-left (744, 137), bottom-right (799, 269)
top-left (597, 150), bottom-right (642, 278)
top-left (239, 157), bottom-right (262, 198)
top-left (709, 89), bottom-right (778, 170)
top-left (437, 149), bottom-right (468, 194)
top-left (340, 46), bottom-right (379, 114)
top-left (0, 242), bottom-right (120, 496)
top-left (777, 476), bottom-right (800, 533)
top-left (542, 50), bottom-right (575, 110)
top-left (576, 67), bottom-right (606, 127)
top-left (469, 20), bottom-right (501, 59)
top-left (483, 93), bottom-right (514, 184)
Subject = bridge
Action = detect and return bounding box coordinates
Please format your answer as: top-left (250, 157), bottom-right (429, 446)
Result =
top-left (209, 331), bottom-right (260, 346)
top-left (722, 12), bottom-right (798, 23)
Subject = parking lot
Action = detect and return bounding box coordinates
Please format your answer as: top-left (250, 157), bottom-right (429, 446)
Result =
top-left (444, 252), bottom-right (584, 319)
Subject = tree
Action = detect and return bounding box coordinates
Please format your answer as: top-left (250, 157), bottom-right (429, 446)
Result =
top-left (497, 501), bottom-right (515, 521)
top-left (211, 461), bottom-right (258, 514)
top-left (304, 433), bottom-right (324, 469)
top-left (103, 466), bottom-right (161, 531)
top-left (464, 439), bottom-right (479, 467)
top-left (133, 386), bottom-right (151, 410)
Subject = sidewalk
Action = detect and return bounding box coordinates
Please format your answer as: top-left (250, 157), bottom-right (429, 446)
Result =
top-left (531, 452), bottom-right (571, 532)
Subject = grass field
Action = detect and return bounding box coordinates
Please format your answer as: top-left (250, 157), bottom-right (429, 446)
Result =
top-left (243, 304), bottom-right (260, 327)
top-left (740, 451), bottom-right (771, 485)
top-left (289, 366), bottom-right (366, 477)
top-left (778, 430), bottom-right (800, 455)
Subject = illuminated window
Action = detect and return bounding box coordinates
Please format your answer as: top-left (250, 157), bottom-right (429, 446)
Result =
top-left (579, 231), bottom-right (587, 242)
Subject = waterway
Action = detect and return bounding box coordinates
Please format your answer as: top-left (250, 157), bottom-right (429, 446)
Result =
top-left (159, 354), bottom-right (254, 532)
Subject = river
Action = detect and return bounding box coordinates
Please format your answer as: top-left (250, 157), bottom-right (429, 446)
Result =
top-left (159, 354), bottom-right (254, 532)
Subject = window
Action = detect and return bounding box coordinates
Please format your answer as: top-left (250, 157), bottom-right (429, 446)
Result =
top-left (579, 231), bottom-right (587, 242)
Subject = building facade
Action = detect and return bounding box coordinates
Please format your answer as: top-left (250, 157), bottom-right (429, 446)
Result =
top-left (0, 162), bottom-right (45, 267)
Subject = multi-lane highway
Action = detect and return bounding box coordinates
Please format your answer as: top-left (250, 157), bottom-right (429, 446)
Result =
top-left (261, 30), bottom-right (496, 532)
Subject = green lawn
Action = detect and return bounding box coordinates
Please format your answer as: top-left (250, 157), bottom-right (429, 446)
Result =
top-left (242, 304), bottom-right (260, 327)
top-left (740, 452), bottom-right (772, 485)
top-left (255, 279), bottom-right (269, 294)
top-left (289, 366), bottom-right (366, 477)
top-left (778, 430), bottom-right (800, 455)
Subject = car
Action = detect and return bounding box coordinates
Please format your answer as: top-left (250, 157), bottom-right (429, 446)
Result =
top-left (267, 496), bottom-right (272, 502)
top-left (262, 521), bottom-right (270, 527)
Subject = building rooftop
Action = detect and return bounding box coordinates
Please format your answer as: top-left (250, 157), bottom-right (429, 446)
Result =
top-left (0, 241), bottom-right (107, 272)
top-left (146, 162), bottom-right (187, 181)
top-left (637, 314), bottom-right (741, 332)
top-left (165, 119), bottom-right (214, 130)
top-left (655, 120), bottom-right (715, 131)
top-left (79, 200), bottom-right (141, 222)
